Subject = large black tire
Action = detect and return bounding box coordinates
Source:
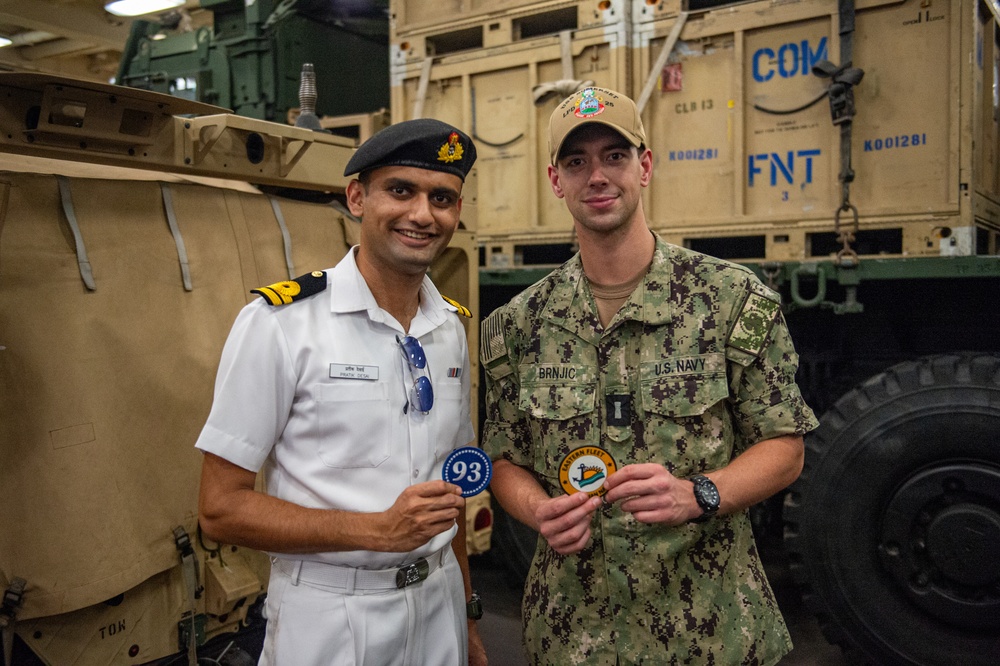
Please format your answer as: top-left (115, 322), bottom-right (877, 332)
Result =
top-left (784, 354), bottom-right (1000, 665)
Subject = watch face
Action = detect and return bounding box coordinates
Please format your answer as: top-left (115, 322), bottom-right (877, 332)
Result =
top-left (467, 596), bottom-right (483, 620)
top-left (694, 476), bottom-right (720, 511)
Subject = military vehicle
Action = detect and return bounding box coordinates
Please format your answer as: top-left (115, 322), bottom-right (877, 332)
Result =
top-left (116, 0), bottom-right (390, 124)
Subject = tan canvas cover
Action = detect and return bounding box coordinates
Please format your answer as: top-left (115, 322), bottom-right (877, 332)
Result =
top-left (0, 162), bottom-right (354, 620)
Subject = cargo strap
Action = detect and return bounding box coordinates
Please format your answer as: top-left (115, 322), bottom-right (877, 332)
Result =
top-left (263, 0), bottom-right (296, 30)
top-left (268, 195), bottom-right (296, 279)
top-left (471, 87), bottom-right (524, 147)
top-left (636, 11), bottom-right (688, 114)
top-left (174, 527), bottom-right (200, 666)
top-left (816, 0), bottom-right (864, 266)
top-left (160, 183), bottom-right (194, 291)
top-left (412, 57), bottom-right (433, 119)
top-left (988, 2), bottom-right (1000, 24)
top-left (531, 79), bottom-right (595, 106)
top-left (756, 1), bottom-right (863, 264)
top-left (56, 176), bottom-right (96, 291)
top-left (530, 31), bottom-right (595, 106)
top-left (559, 30), bottom-right (573, 80)
top-left (1, 577), bottom-right (26, 666)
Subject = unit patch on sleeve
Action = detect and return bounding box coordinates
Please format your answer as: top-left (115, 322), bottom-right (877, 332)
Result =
top-left (727, 289), bottom-right (780, 357)
top-left (251, 270), bottom-right (327, 306)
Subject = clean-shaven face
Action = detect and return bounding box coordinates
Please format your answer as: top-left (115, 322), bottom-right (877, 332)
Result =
top-left (548, 124), bottom-right (652, 236)
top-left (348, 165), bottom-right (463, 277)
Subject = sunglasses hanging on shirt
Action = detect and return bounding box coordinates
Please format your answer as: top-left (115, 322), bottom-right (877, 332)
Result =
top-left (397, 334), bottom-right (434, 414)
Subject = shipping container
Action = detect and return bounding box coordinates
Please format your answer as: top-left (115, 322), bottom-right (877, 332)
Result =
top-left (631, 0), bottom-right (1000, 263)
top-left (390, 0), bottom-right (627, 44)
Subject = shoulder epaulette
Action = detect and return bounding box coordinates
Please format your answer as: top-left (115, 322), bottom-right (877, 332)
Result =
top-left (251, 270), bottom-right (327, 306)
top-left (441, 294), bottom-right (472, 318)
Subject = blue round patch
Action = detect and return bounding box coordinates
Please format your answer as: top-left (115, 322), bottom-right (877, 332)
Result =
top-left (442, 447), bottom-right (492, 497)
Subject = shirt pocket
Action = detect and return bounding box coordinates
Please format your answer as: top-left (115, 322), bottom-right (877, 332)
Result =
top-left (640, 370), bottom-right (731, 471)
top-left (642, 371), bottom-right (729, 417)
top-left (316, 382), bottom-right (391, 468)
top-left (519, 381), bottom-right (598, 481)
top-left (432, 380), bottom-right (466, 458)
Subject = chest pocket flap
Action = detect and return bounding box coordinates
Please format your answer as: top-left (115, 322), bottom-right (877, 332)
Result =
top-left (519, 363), bottom-right (597, 420)
top-left (641, 353), bottom-right (729, 418)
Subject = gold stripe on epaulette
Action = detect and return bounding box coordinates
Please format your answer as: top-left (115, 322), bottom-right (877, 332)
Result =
top-left (256, 286), bottom-right (285, 305)
top-left (251, 271), bottom-right (325, 306)
top-left (442, 295), bottom-right (472, 318)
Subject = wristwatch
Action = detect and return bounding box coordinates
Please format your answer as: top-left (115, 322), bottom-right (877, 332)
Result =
top-left (690, 474), bottom-right (721, 523)
top-left (466, 591), bottom-right (483, 620)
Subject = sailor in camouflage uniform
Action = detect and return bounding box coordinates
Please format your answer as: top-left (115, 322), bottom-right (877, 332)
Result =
top-left (480, 87), bottom-right (819, 665)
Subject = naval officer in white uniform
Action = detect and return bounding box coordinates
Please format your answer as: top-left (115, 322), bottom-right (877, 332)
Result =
top-left (195, 118), bottom-right (487, 666)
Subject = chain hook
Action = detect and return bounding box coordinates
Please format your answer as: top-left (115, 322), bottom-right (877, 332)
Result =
top-left (834, 202), bottom-right (859, 266)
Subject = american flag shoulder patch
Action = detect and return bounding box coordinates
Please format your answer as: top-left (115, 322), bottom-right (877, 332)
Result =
top-left (480, 311), bottom-right (508, 366)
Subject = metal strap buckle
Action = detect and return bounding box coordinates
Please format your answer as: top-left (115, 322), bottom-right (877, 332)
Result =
top-left (395, 558), bottom-right (429, 588)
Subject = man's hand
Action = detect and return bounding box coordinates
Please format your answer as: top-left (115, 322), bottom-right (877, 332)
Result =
top-left (603, 463), bottom-right (699, 526)
top-left (468, 621), bottom-right (488, 666)
top-left (380, 481), bottom-right (464, 552)
top-left (534, 491), bottom-right (602, 555)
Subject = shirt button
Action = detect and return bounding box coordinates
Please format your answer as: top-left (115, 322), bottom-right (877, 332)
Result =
top-left (413, 469), bottom-right (420, 478)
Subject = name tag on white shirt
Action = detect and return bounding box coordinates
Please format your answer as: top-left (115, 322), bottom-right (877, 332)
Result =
top-left (329, 363), bottom-right (379, 380)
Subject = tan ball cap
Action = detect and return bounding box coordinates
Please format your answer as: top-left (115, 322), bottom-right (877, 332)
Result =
top-left (548, 86), bottom-right (646, 164)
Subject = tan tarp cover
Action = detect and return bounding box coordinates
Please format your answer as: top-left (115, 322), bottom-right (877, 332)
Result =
top-left (0, 159), bottom-right (357, 620)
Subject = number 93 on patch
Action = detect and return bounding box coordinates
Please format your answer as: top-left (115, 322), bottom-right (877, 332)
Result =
top-left (442, 446), bottom-right (492, 497)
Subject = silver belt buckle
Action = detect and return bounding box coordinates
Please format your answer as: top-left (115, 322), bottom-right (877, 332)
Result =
top-left (395, 558), bottom-right (429, 588)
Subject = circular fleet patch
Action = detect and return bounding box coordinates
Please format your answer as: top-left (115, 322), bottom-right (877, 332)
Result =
top-left (559, 446), bottom-right (617, 497)
top-left (442, 446), bottom-right (492, 497)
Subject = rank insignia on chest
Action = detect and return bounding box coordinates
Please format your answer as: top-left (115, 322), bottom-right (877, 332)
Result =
top-left (559, 446), bottom-right (617, 497)
top-left (606, 394), bottom-right (631, 426)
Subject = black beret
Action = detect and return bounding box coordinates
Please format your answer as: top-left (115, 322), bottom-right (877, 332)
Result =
top-left (343, 118), bottom-right (477, 181)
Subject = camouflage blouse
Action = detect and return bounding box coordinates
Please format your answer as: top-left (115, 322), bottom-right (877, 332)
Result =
top-left (480, 237), bottom-right (818, 665)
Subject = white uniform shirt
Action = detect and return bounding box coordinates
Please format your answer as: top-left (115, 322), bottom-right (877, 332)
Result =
top-left (196, 249), bottom-right (475, 568)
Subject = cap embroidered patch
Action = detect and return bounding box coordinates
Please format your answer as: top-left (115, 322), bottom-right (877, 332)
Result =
top-left (437, 131), bottom-right (465, 163)
top-left (574, 88), bottom-right (605, 118)
top-left (559, 446), bottom-right (617, 497)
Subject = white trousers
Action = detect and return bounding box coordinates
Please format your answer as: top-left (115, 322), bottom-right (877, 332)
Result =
top-left (258, 550), bottom-right (467, 666)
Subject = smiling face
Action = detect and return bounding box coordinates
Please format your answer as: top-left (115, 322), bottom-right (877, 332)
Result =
top-left (547, 124), bottom-right (652, 238)
top-left (347, 165), bottom-right (463, 280)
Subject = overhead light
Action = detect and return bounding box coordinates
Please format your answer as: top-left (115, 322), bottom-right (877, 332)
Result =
top-left (0, 37), bottom-right (10, 48)
top-left (104, 0), bottom-right (185, 17)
